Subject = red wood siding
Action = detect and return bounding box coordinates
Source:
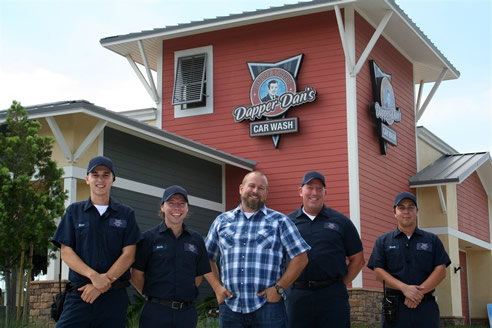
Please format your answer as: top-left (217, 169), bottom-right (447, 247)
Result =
top-left (162, 12), bottom-right (350, 215)
top-left (457, 172), bottom-right (490, 242)
top-left (355, 14), bottom-right (417, 289)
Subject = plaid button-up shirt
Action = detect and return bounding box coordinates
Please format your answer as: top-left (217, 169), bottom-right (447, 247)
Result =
top-left (205, 204), bottom-right (310, 313)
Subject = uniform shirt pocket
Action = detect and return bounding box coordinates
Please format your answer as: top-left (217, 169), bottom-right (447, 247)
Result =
top-left (384, 244), bottom-right (403, 272)
top-left (415, 242), bottom-right (435, 272)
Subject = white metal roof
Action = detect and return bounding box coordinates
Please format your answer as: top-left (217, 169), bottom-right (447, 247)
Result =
top-left (100, 0), bottom-right (459, 84)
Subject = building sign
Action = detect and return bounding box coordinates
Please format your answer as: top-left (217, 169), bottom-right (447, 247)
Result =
top-left (369, 60), bottom-right (402, 155)
top-left (232, 54), bottom-right (316, 148)
top-left (250, 117), bottom-right (298, 137)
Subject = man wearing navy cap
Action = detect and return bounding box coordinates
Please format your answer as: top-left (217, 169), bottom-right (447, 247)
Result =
top-left (368, 192), bottom-right (451, 327)
top-left (52, 156), bottom-right (142, 327)
top-left (131, 185), bottom-right (211, 328)
top-left (285, 171), bottom-right (365, 328)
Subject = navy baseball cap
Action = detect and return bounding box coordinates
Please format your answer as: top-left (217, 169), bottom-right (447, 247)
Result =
top-left (394, 192), bottom-right (417, 207)
top-left (87, 156), bottom-right (115, 177)
top-left (301, 171), bottom-right (326, 187)
top-left (162, 185), bottom-right (189, 204)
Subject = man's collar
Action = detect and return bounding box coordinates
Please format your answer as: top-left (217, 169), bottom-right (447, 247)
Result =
top-left (394, 226), bottom-right (422, 238)
top-left (83, 196), bottom-right (117, 212)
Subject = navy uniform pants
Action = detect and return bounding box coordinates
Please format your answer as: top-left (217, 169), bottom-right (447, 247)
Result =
top-left (285, 281), bottom-right (350, 328)
top-left (56, 288), bottom-right (128, 328)
top-left (383, 298), bottom-right (440, 328)
top-left (139, 301), bottom-right (198, 328)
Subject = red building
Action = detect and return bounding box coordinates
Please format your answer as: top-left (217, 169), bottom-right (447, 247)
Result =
top-left (100, 0), bottom-right (491, 325)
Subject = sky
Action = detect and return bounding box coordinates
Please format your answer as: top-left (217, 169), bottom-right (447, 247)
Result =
top-left (0, 0), bottom-right (491, 153)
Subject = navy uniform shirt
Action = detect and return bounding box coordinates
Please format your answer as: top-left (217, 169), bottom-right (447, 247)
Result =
top-left (367, 227), bottom-right (451, 286)
top-left (133, 222), bottom-right (211, 302)
top-left (52, 197), bottom-right (142, 286)
top-left (289, 204), bottom-right (363, 281)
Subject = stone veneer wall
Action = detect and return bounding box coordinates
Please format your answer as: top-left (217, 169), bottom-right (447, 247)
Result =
top-left (349, 288), bottom-right (382, 325)
top-left (29, 280), bottom-right (69, 327)
top-left (27, 283), bottom-right (479, 327)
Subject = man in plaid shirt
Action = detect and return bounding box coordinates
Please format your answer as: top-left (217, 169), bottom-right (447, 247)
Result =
top-left (205, 171), bottom-right (310, 327)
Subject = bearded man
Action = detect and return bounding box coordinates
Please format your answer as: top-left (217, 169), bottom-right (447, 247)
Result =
top-left (205, 171), bottom-right (310, 328)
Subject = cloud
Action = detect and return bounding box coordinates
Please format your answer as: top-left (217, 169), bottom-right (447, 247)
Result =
top-left (0, 68), bottom-right (80, 109)
top-left (419, 87), bottom-right (492, 152)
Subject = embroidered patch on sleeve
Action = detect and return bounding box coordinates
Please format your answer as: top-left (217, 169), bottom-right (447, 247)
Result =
top-left (109, 218), bottom-right (127, 228)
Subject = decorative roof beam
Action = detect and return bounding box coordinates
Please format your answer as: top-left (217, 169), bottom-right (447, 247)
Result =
top-left (45, 117), bottom-right (72, 162)
top-left (352, 10), bottom-right (393, 76)
top-left (437, 185), bottom-right (447, 214)
top-left (138, 40), bottom-right (159, 104)
top-left (334, 5), bottom-right (355, 73)
top-left (73, 120), bottom-right (107, 162)
top-left (125, 52), bottom-right (159, 104)
top-left (416, 67), bottom-right (448, 122)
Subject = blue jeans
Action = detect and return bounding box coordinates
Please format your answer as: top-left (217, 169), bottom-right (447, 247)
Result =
top-left (219, 300), bottom-right (287, 328)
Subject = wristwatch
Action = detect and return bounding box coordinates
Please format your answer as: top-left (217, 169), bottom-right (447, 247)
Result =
top-left (274, 284), bottom-right (285, 295)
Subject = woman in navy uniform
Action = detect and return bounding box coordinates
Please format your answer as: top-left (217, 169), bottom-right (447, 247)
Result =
top-left (52, 156), bottom-right (142, 327)
top-left (368, 192), bottom-right (451, 327)
top-left (131, 185), bottom-right (211, 328)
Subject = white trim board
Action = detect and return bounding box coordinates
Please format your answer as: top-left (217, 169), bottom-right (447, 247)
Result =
top-left (422, 227), bottom-right (491, 251)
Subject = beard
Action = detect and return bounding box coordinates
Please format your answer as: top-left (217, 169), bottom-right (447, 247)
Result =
top-left (241, 194), bottom-right (265, 211)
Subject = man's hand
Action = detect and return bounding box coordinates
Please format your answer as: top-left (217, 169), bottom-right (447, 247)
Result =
top-left (404, 297), bottom-right (420, 309)
top-left (78, 284), bottom-right (102, 304)
top-left (401, 284), bottom-right (424, 304)
top-left (89, 272), bottom-right (115, 293)
top-left (213, 285), bottom-right (233, 304)
top-left (257, 286), bottom-right (281, 303)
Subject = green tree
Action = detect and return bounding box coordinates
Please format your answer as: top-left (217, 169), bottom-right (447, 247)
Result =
top-left (0, 101), bottom-right (67, 325)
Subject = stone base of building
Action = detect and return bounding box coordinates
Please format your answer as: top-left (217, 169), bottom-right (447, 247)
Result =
top-left (470, 318), bottom-right (489, 326)
top-left (29, 280), bottom-right (69, 328)
top-left (348, 289), bottom-right (478, 327)
top-left (348, 288), bottom-right (382, 326)
top-left (440, 316), bottom-right (465, 326)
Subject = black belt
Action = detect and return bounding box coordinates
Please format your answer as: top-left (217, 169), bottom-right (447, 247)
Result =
top-left (146, 297), bottom-right (193, 309)
top-left (387, 290), bottom-right (435, 302)
top-left (293, 277), bottom-right (341, 289)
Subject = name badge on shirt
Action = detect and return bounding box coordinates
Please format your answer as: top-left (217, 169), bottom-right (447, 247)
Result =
top-left (109, 218), bottom-right (127, 228)
top-left (154, 244), bottom-right (168, 251)
top-left (417, 243), bottom-right (432, 252)
top-left (76, 222), bottom-right (88, 229)
top-left (184, 243), bottom-right (199, 255)
top-left (324, 222), bottom-right (340, 231)
top-left (387, 245), bottom-right (399, 250)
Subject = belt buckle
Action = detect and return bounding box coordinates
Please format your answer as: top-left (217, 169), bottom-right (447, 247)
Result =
top-left (308, 281), bottom-right (315, 288)
top-left (171, 301), bottom-right (182, 309)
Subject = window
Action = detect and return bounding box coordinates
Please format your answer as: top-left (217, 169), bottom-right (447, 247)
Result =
top-left (173, 46), bottom-right (213, 118)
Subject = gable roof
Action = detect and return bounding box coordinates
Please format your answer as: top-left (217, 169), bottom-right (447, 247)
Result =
top-left (409, 152), bottom-right (492, 196)
top-left (100, 0), bottom-right (459, 84)
top-left (0, 100), bottom-right (256, 171)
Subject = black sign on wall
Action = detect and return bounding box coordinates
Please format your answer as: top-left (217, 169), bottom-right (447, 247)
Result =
top-left (369, 60), bottom-right (402, 155)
